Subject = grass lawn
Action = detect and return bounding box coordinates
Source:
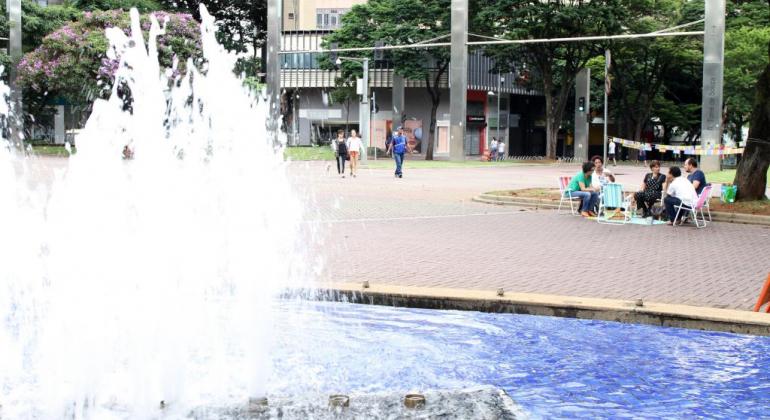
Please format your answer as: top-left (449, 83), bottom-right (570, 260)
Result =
top-left (707, 168), bottom-right (770, 184)
top-left (31, 145), bottom-right (75, 156)
top-left (284, 146), bottom-right (335, 161)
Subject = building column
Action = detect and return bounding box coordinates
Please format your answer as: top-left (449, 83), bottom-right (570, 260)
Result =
top-left (54, 105), bottom-right (66, 145)
top-left (8, 0), bottom-right (23, 150)
top-left (700, 0), bottom-right (726, 172)
top-left (266, 0), bottom-right (282, 145)
top-left (573, 68), bottom-right (590, 162)
top-left (449, 0), bottom-right (468, 161)
top-left (392, 74), bottom-right (405, 125)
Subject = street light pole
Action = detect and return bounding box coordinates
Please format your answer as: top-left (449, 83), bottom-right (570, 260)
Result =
top-left (496, 75), bottom-right (501, 145)
top-left (360, 58), bottom-right (369, 162)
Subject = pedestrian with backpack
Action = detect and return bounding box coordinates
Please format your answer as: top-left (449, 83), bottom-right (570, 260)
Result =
top-left (388, 126), bottom-right (410, 178)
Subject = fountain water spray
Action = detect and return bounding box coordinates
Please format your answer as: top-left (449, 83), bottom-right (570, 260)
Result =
top-left (1, 6), bottom-right (307, 418)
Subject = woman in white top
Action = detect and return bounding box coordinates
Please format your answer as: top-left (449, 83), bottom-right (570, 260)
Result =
top-left (346, 130), bottom-right (364, 177)
top-left (590, 155), bottom-right (615, 189)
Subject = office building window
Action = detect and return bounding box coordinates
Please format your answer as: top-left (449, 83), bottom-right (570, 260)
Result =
top-left (316, 9), bottom-right (349, 29)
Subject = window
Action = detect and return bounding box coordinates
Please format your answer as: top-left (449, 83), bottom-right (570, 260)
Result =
top-left (288, 12), bottom-right (295, 20)
top-left (316, 9), bottom-right (349, 29)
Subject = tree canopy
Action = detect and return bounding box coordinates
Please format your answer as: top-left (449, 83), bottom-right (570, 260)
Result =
top-left (322, 0), bottom-right (451, 159)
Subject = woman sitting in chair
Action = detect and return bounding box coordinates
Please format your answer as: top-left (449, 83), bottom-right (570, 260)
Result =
top-left (633, 160), bottom-right (666, 218)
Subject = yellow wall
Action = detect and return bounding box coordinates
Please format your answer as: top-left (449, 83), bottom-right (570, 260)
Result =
top-left (283, 0), bottom-right (367, 31)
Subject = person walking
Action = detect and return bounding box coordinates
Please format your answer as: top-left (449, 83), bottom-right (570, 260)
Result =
top-left (608, 140), bottom-right (617, 166)
top-left (334, 130), bottom-right (348, 178)
top-left (497, 140), bottom-right (506, 161)
top-left (388, 126), bottom-right (409, 178)
top-left (489, 137), bottom-right (498, 162)
top-left (346, 129), bottom-right (363, 177)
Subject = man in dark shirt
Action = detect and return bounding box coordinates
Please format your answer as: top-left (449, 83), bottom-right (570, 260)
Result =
top-left (684, 157), bottom-right (707, 196)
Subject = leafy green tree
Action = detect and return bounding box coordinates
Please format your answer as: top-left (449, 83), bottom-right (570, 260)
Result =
top-left (733, 0), bottom-right (770, 200)
top-left (73, 0), bottom-right (161, 13)
top-left (322, 0), bottom-right (450, 160)
top-left (17, 10), bottom-right (201, 112)
top-left (724, 26), bottom-right (770, 143)
top-left (473, 0), bottom-right (626, 158)
top-left (161, 0), bottom-right (266, 80)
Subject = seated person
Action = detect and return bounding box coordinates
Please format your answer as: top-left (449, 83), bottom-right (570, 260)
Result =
top-left (685, 157), bottom-right (707, 196)
top-left (664, 166), bottom-right (698, 225)
top-left (633, 160), bottom-right (666, 218)
top-left (590, 155), bottom-right (615, 189)
top-left (567, 162), bottom-right (600, 217)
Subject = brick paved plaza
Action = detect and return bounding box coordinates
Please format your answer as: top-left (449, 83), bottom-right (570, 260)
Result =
top-left (290, 160), bottom-right (770, 311)
top-left (28, 157), bottom-right (770, 310)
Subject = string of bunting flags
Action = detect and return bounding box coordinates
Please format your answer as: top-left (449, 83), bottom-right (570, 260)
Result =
top-left (608, 136), bottom-right (745, 156)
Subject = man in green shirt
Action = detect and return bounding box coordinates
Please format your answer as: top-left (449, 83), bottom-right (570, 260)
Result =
top-left (567, 162), bottom-right (600, 217)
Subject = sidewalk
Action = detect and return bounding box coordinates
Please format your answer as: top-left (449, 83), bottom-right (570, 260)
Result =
top-left (292, 161), bottom-right (770, 311)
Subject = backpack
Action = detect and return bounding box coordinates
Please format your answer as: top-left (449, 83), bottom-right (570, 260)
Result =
top-left (394, 136), bottom-right (406, 154)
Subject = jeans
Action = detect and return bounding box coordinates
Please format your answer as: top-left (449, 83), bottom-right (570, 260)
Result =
top-left (394, 152), bottom-right (404, 176)
top-left (664, 195), bottom-right (690, 221)
top-left (571, 191), bottom-right (599, 212)
top-left (336, 155), bottom-right (346, 174)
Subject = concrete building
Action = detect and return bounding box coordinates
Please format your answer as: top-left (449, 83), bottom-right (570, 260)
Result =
top-left (280, 1), bottom-right (547, 158)
top-left (283, 0), bottom-right (367, 31)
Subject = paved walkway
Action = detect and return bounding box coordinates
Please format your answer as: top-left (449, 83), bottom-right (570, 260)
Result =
top-left (25, 157), bottom-right (770, 310)
top-left (293, 161), bottom-right (770, 311)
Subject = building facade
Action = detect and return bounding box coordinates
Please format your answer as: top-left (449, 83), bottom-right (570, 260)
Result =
top-left (279, 1), bottom-right (547, 158)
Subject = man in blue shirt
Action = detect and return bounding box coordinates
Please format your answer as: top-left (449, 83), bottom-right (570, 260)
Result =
top-left (685, 157), bottom-right (708, 196)
top-left (387, 127), bottom-right (410, 178)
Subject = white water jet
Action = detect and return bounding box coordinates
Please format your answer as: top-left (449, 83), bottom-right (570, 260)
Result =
top-left (1, 6), bottom-right (308, 418)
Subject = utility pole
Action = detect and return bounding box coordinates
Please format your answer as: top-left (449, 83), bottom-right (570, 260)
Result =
top-left (8, 0), bottom-right (23, 150)
top-left (449, 0), bottom-right (468, 161)
top-left (266, 0), bottom-right (282, 145)
top-left (360, 58), bottom-right (369, 162)
top-left (603, 49), bottom-right (610, 164)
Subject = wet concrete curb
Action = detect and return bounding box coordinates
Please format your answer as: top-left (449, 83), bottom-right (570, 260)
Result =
top-left (472, 193), bottom-right (770, 226)
top-left (305, 283), bottom-right (770, 336)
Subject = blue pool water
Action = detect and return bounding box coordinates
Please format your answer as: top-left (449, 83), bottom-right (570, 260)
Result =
top-left (270, 301), bottom-right (770, 419)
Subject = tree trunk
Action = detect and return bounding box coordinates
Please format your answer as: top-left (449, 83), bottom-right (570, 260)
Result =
top-left (424, 64), bottom-right (447, 161)
top-left (544, 91), bottom-right (557, 159)
top-left (425, 95), bottom-right (440, 160)
top-left (734, 55), bottom-right (770, 201)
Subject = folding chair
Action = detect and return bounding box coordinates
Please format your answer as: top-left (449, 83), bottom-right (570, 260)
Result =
top-left (597, 183), bottom-right (631, 224)
top-left (673, 185), bottom-right (712, 228)
top-left (557, 176), bottom-right (581, 215)
top-left (701, 184), bottom-right (713, 222)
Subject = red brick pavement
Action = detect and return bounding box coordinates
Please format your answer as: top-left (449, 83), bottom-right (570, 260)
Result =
top-left (293, 162), bottom-right (770, 311)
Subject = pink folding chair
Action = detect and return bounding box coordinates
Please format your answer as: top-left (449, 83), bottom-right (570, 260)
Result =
top-left (674, 185), bottom-right (713, 228)
top-left (557, 176), bottom-right (581, 215)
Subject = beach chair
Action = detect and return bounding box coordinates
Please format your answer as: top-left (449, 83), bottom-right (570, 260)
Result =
top-left (673, 185), bottom-right (713, 228)
top-left (557, 176), bottom-right (580, 215)
top-left (597, 183), bottom-right (631, 224)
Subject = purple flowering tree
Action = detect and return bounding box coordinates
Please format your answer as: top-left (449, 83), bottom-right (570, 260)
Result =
top-left (18, 10), bottom-right (202, 109)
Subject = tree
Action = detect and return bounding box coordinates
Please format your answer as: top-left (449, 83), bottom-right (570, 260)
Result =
top-left (724, 27), bottom-right (770, 144)
top-left (17, 10), bottom-right (202, 111)
top-left (330, 85), bottom-right (358, 132)
top-left (322, 0), bottom-right (450, 160)
top-left (160, 0), bottom-right (266, 80)
top-left (734, 0), bottom-right (770, 201)
top-left (474, 0), bottom-right (626, 159)
top-left (600, 0), bottom-right (701, 142)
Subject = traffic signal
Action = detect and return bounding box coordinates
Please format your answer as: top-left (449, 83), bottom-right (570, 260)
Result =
top-left (374, 41), bottom-right (385, 61)
top-left (329, 43), bottom-right (339, 65)
top-left (578, 97), bottom-right (586, 113)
